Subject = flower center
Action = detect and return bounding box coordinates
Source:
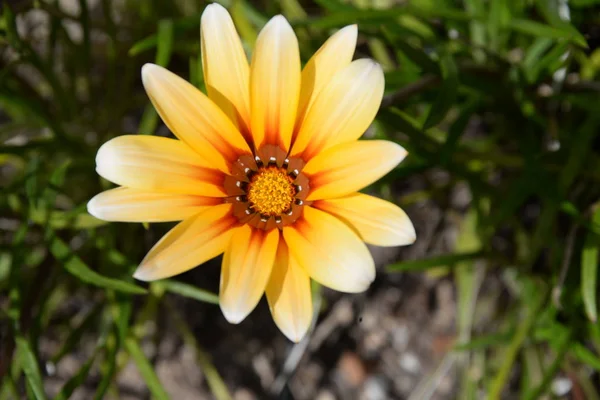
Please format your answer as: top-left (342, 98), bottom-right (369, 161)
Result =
top-left (223, 144), bottom-right (311, 231)
top-left (247, 167), bottom-right (296, 216)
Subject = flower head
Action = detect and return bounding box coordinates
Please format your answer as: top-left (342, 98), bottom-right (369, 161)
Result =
top-left (88, 4), bottom-right (416, 342)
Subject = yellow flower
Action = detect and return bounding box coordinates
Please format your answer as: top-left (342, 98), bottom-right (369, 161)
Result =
top-left (88, 4), bottom-right (416, 342)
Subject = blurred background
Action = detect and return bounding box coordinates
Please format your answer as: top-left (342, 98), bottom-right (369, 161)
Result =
top-left (2, 0), bottom-right (600, 399)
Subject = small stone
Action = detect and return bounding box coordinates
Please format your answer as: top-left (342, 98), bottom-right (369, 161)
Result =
top-left (399, 352), bottom-right (421, 374)
top-left (337, 351), bottom-right (367, 387)
top-left (551, 376), bottom-right (572, 397)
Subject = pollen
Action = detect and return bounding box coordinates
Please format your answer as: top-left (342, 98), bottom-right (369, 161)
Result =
top-left (247, 167), bottom-right (296, 216)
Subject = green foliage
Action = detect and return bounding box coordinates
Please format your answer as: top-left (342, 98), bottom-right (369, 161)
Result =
top-left (1, 0), bottom-right (600, 398)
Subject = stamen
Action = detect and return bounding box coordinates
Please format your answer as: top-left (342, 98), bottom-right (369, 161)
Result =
top-left (247, 167), bottom-right (296, 216)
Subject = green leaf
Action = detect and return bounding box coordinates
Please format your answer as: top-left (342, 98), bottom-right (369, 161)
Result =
top-left (454, 331), bottom-right (513, 351)
top-left (384, 34), bottom-right (439, 74)
top-left (509, 19), bottom-right (588, 48)
top-left (582, 207), bottom-right (600, 322)
top-left (125, 337), bottom-right (170, 400)
top-left (128, 35), bottom-right (158, 56)
top-left (159, 280), bottom-right (219, 304)
top-left (387, 251), bottom-right (483, 272)
top-left (16, 337), bottom-right (47, 400)
top-left (571, 342), bottom-right (600, 370)
top-left (423, 52), bottom-right (458, 129)
top-left (94, 327), bottom-right (119, 400)
top-left (49, 237), bottom-right (146, 294)
top-left (155, 19), bottom-right (174, 67)
top-left (488, 282), bottom-right (548, 400)
top-left (54, 352), bottom-right (97, 400)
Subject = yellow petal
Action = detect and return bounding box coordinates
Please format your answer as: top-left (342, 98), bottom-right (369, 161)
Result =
top-left (314, 193), bottom-right (416, 246)
top-left (303, 140), bottom-right (407, 200)
top-left (291, 59), bottom-right (384, 160)
top-left (133, 204), bottom-right (236, 281)
top-left (201, 3), bottom-right (251, 137)
top-left (250, 15), bottom-right (301, 151)
top-left (283, 206), bottom-right (374, 293)
top-left (142, 63), bottom-right (251, 173)
top-left (87, 187), bottom-right (221, 222)
top-left (220, 226), bottom-right (279, 324)
top-left (96, 135), bottom-right (226, 197)
top-left (266, 241), bottom-right (313, 342)
top-left (295, 25), bottom-right (357, 131)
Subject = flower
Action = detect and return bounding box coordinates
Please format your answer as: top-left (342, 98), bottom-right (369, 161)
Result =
top-left (87, 3), bottom-right (416, 342)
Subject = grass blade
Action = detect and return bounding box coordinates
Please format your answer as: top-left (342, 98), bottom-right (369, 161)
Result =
top-left (159, 280), bottom-right (220, 304)
top-left (49, 237), bottom-right (146, 294)
top-left (582, 207), bottom-right (600, 322)
top-left (16, 337), bottom-right (47, 400)
top-left (423, 52), bottom-right (459, 129)
top-left (124, 337), bottom-right (170, 400)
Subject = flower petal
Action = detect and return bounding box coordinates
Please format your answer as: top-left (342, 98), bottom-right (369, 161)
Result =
top-left (95, 135), bottom-right (226, 197)
top-left (250, 15), bottom-right (301, 151)
top-left (201, 3), bottom-right (251, 138)
top-left (142, 63), bottom-right (251, 173)
top-left (283, 206), bottom-right (374, 293)
top-left (220, 226), bottom-right (279, 324)
top-left (291, 59), bottom-right (384, 160)
top-left (295, 25), bottom-right (357, 131)
top-left (303, 140), bottom-right (407, 201)
top-left (133, 204), bottom-right (237, 281)
top-left (314, 193), bottom-right (416, 246)
top-left (266, 241), bottom-right (313, 342)
top-left (87, 187), bottom-right (221, 222)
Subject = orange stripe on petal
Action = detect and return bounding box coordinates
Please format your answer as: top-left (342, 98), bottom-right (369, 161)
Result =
top-left (283, 206), bottom-right (374, 293)
top-left (133, 204), bottom-right (236, 281)
top-left (294, 25), bottom-right (357, 135)
top-left (314, 193), bottom-right (416, 247)
top-left (142, 64), bottom-right (251, 173)
top-left (303, 140), bottom-right (406, 201)
top-left (220, 226), bottom-right (279, 324)
top-left (250, 15), bottom-right (301, 151)
top-left (95, 135), bottom-right (226, 197)
top-left (201, 4), bottom-right (251, 139)
top-left (291, 59), bottom-right (384, 160)
top-left (266, 241), bottom-right (313, 342)
top-left (87, 187), bottom-right (220, 222)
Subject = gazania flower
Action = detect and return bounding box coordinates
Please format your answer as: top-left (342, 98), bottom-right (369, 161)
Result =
top-left (88, 3), bottom-right (415, 342)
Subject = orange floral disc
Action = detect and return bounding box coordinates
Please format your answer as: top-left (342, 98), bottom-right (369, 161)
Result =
top-left (224, 145), bottom-right (310, 230)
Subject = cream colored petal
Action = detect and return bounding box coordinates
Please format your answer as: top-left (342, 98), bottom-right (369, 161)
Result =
top-left (201, 3), bottom-right (251, 138)
top-left (250, 15), bottom-right (301, 151)
top-left (87, 187), bottom-right (221, 222)
top-left (220, 226), bottom-right (279, 324)
top-left (95, 135), bottom-right (226, 197)
top-left (314, 193), bottom-right (416, 247)
top-left (295, 25), bottom-right (357, 131)
top-left (291, 59), bottom-right (384, 160)
top-left (303, 140), bottom-right (406, 201)
top-left (133, 204), bottom-right (236, 281)
top-left (142, 63), bottom-right (251, 173)
top-left (265, 241), bottom-right (312, 342)
top-left (283, 206), bottom-right (374, 293)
